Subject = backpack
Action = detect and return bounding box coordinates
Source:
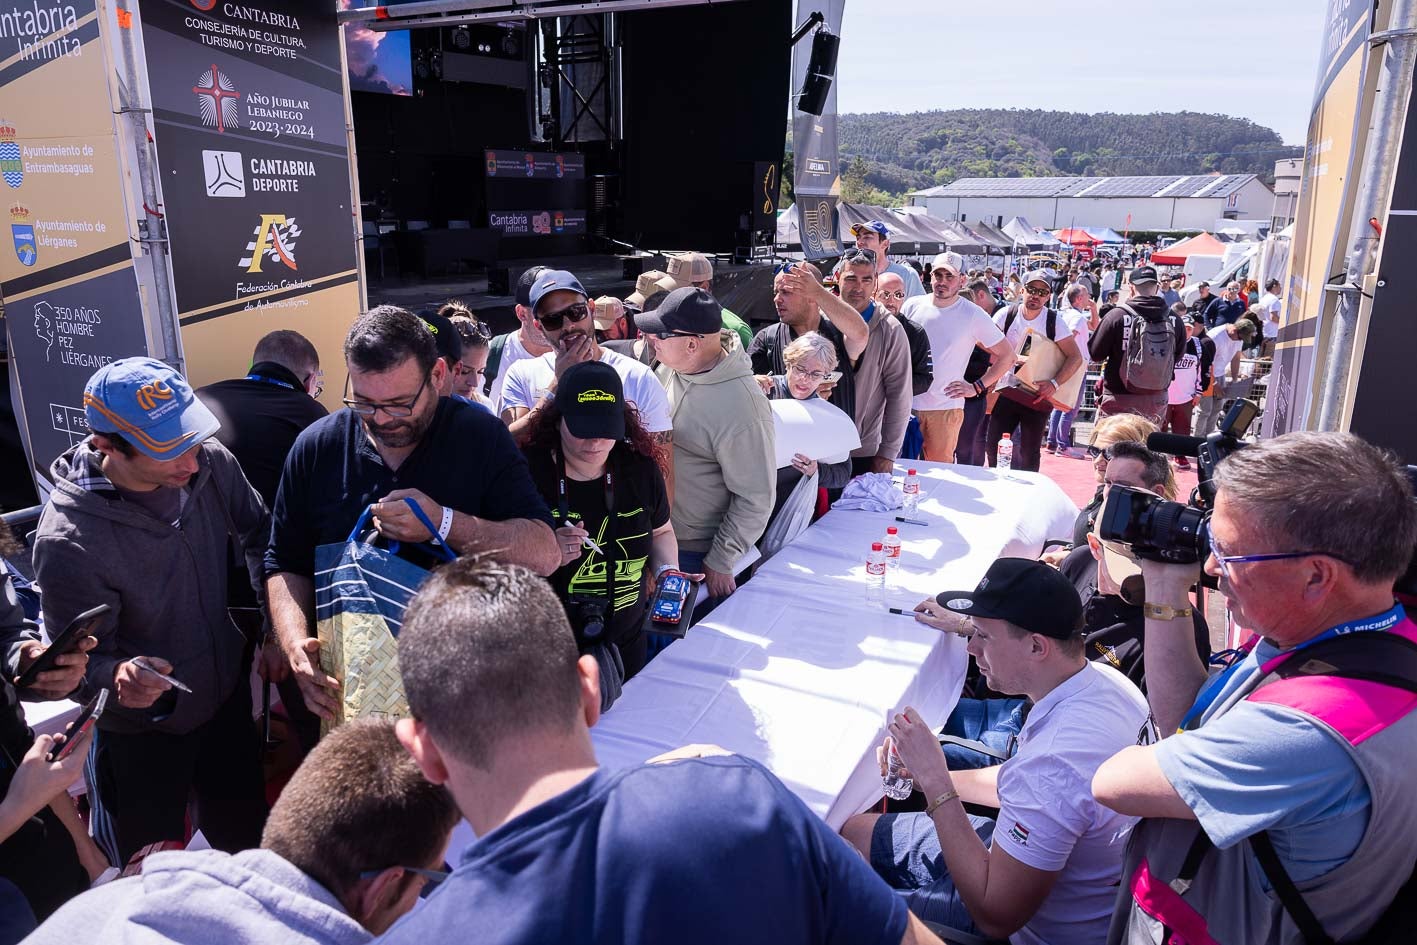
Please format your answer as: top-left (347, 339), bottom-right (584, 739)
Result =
top-left (1207, 630), bottom-right (1417, 944)
top-left (1116, 301), bottom-right (1176, 394)
top-left (481, 332), bottom-right (511, 398)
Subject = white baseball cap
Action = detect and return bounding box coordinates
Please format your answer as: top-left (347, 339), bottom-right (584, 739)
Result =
top-left (930, 251), bottom-right (964, 275)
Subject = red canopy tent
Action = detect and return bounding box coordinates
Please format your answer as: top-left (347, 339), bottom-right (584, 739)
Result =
top-left (1151, 232), bottom-right (1227, 265)
top-left (1054, 227), bottom-right (1101, 246)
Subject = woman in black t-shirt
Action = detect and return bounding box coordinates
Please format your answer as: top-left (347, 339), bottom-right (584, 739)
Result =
top-left (520, 362), bottom-right (696, 686)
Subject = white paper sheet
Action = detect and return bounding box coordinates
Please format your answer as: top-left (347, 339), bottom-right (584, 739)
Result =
top-left (770, 397), bottom-right (860, 468)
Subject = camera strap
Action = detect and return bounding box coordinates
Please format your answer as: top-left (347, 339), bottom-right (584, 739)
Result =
top-left (557, 449), bottom-right (617, 608)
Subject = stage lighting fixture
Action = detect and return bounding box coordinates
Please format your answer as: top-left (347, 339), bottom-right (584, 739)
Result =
top-left (452, 26), bottom-right (471, 49)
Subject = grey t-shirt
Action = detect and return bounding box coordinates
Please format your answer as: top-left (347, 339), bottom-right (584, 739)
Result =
top-left (114, 484), bottom-right (186, 526)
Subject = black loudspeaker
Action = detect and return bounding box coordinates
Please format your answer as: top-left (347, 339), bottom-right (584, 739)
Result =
top-left (795, 29), bottom-right (839, 116)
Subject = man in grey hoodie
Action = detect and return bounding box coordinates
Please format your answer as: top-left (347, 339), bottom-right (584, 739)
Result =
top-left (26, 718), bottom-right (459, 945)
top-left (644, 287), bottom-right (775, 600)
top-left (32, 358), bottom-right (270, 867)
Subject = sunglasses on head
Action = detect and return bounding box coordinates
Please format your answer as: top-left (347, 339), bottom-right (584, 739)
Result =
top-left (842, 247), bottom-right (877, 264)
top-left (538, 302), bottom-right (590, 331)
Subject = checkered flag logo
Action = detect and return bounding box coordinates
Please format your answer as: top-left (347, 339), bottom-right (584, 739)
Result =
top-left (238, 216), bottom-right (300, 271)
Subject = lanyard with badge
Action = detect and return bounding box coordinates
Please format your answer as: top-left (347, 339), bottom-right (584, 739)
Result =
top-left (1178, 603), bottom-right (1406, 731)
top-left (245, 373), bottom-right (298, 391)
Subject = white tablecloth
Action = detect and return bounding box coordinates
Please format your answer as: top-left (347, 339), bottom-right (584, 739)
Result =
top-left (591, 460), bottom-right (1079, 828)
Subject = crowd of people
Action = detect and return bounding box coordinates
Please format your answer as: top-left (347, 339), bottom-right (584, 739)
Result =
top-left (3, 225), bottom-right (1415, 945)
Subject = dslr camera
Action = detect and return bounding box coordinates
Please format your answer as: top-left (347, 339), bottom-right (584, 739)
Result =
top-left (1097, 399), bottom-right (1258, 565)
top-left (567, 594), bottom-right (609, 644)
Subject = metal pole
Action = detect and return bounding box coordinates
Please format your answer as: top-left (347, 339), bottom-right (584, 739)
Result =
top-left (1315, 3), bottom-right (1417, 431)
top-left (114, 0), bottom-right (182, 371)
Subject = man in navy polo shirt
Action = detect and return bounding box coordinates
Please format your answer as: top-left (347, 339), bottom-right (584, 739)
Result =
top-left (265, 305), bottom-right (559, 722)
top-left (383, 557), bottom-right (942, 945)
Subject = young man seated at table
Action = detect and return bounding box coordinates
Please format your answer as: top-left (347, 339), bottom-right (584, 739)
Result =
top-left (28, 719), bottom-right (458, 945)
top-left (382, 555), bottom-right (944, 945)
top-left (841, 559), bottom-right (1152, 944)
top-left (915, 441), bottom-right (1207, 769)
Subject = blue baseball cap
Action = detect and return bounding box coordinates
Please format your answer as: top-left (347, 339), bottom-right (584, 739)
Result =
top-left (851, 220), bottom-right (889, 239)
top-left (83, 357), bottom-right (220, 461)
top-left (528, 269), bottom-right (588, 316)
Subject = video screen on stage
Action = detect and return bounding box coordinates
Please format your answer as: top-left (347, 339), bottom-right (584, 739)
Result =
top-left (484, 149), bottom-right (587, 238)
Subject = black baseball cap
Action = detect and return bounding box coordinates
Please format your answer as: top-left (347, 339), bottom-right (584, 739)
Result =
top-left (935, 558), bottom-right (1083, 639)
top-left (1129, 265), bottom-right (1159, 285)
top-left (515, 265), bottom-right (551, 307)
top-left (634, 286), bottom-right (721, 336)
top-left (418, 310), bottom-right (463, 368)
top-left (555, 361), bottom-right (625, 441)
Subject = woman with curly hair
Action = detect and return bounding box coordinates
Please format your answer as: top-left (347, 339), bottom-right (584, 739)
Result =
top-left (520, 361), bottom-right (699, 692)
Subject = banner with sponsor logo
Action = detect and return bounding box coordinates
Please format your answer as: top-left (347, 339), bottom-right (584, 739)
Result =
top-left (137, 0), bottom-right (360, 399)
top-left (0, 0), bottom-right (151, 488)
top-left (790, 0), bottom-right (843, 261)
top-left (1263, 0), bottom-right (1373, 436)
top-left (483, 147), bottom-right (586, 251)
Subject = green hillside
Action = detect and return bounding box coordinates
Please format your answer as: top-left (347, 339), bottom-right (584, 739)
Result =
top-left (784, 109), bottom-right (1302, 206)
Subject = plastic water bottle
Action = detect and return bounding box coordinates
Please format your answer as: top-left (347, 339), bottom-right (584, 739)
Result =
top-left (882, 526), bottom-right (902, 576)
top-left (996, 433), bottom-right (1013, 470)
top-left (901, 468), bottom-right (920, 513)
top-left (865, 541), bottom-right (887, 604)
top-left (882, 740), bottom-right (914, 800)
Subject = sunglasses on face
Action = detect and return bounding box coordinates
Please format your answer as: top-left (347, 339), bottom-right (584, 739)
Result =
top-left (878, 290), bottom-right (906, 299)
top-left (1025, 285), bottom-right (1050, 297)
top-left (538, 302), bottom-right (590, 331)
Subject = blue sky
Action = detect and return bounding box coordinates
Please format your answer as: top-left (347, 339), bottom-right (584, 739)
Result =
top-left (834, 1), bottom-right (1325, 144)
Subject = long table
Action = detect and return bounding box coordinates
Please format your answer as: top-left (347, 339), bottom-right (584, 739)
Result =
top-left (590, 460), bottom-right (1079, 828)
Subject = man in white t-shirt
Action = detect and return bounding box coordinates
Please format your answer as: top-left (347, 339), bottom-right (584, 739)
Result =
top-left (1257, 278), bottom-right (1282, 358)
top-left (1047, 283), bottom-right (1097, 455)
top-left (1164, 318), bottom-right (1206, 468)
top-left (485, 266), bottom-right (554, 411)
top-left (842, 558), bottom-right (1152, 944)
top-left (988, 271), bottom-right (1085, 472)
top-left (899, 252), bottom-right (1013, 463)
top-left (500, 271), bottom-right (673, 474)
top-left (1193, 319), bottom-right (1255, 436)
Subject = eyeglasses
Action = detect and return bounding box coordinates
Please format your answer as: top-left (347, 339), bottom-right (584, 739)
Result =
top-left (538, 302), bottom-right (590, 331)
top-left (841, 247), bottom-right (877, 264)
top-left (342, 374), bottom-right (430, 418)
top-left (304, 370), bottom-right (325, 399)
top-left (787, 363), bottom-right (832, 382)
top-left (358, 866), bottom-right (450, 887)
top-left (1206, 533), bottom-right (1353, 580)
top-left (1025, 286), bottom-right (1051, 298)
top-left (877, 290), bottom-right (906, 300)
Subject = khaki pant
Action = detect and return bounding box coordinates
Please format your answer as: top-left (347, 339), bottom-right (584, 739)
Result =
top-left (917, 408), bottom-right (965, 463)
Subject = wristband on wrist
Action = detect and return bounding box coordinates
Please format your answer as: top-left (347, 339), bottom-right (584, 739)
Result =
top-left (926, 789), bottom-right (961, 815)
top-left (655, 563), bottom-right (675, 578)
top-left (1144, 602), bottom-right (1193, 620)
top-left (437, 506), bottom-right (454, 543)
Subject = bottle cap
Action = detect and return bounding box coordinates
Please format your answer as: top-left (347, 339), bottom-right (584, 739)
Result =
top-left (907, 468), bottom-right (917, 475)
top-left (1002, 433), bottom-right (1011, 440)
top-left (871, 541), bottom-right (883, 551)
top-left (886, 526), bottom-right (898, 535)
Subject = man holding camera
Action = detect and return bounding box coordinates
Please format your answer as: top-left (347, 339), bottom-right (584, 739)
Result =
top-left (1093, 432), bottom-right (1417, 943)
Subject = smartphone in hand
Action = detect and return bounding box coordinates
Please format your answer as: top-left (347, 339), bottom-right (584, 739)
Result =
top-left (47, 688), bottom-right (108, 762)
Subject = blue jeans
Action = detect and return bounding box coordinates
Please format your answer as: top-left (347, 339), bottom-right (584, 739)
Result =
top-left (940, 697), bottom-right (1027, 769)
top-left (871, 812), bottom-right (997, 933)
top-left (1046, 382), bottom-right (1086, 449)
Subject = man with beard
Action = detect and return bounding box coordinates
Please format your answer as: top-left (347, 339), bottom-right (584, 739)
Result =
top-left (484, 266), bottom-right (553, 410)
top-left (33, 358), bottom-right (271, 865)
top-left (836, 248), bottom-right (913, 475)
top-left (900, 253), bottom-right (1014, 464)
top-left (265, 305), bottom-right (559, 723)
top-left (986, 270), bottom-right (1086, 471)
top-left (498, 270), bottom-right (672, 457)
top-left (748, 262), bottom-right (868, 419)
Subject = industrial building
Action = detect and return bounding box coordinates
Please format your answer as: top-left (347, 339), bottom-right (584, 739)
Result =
top-left (907, 174), bottom-right (1276, 232)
